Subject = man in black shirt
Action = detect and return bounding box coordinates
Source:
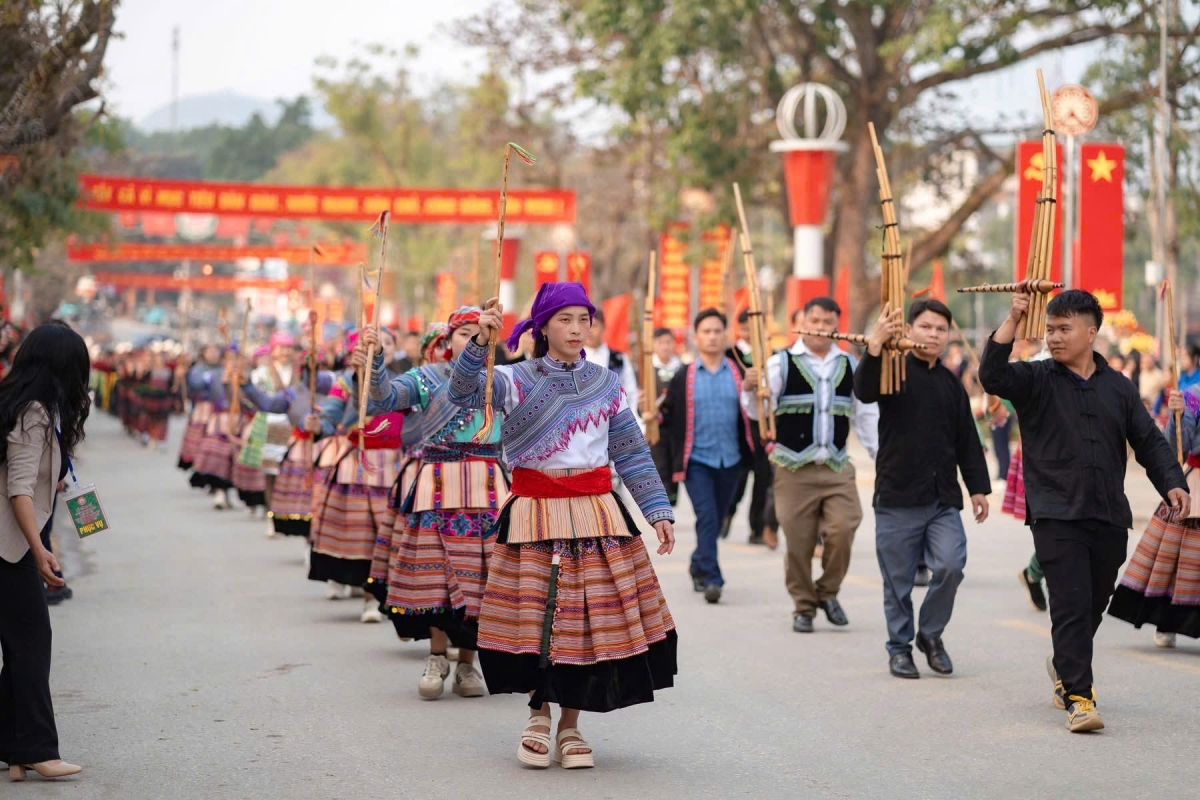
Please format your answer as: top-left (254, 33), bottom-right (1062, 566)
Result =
top-left (856, 299), bottom-right (991, 680)
top-left (979, 288), bottom-right (1187, 733)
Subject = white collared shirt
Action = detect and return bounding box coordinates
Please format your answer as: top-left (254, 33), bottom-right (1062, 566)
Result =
top-left (742, 339), bottom-right (879, 461)
top-left (584, 343), bottom-right (640, 410)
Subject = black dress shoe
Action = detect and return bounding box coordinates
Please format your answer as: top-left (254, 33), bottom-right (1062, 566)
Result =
top-left (692, 576), bottom-right (706, 593)
top-left (1020, 569), bottom-right (1048, 612)
top-left (889, 652), bottom-right (920, 679)
top-left (792, 614), bottom-right (814, 633)
top-left (819, 598), bottom-right (849, 626)
top-left (915, 633), bottom-right (953, 675)
top-left (44, 584), bottom-right (73, 605)
top-left (913, 565), bottom-right (931, 587)
top-left (704, 584), bottom-right (722, 604)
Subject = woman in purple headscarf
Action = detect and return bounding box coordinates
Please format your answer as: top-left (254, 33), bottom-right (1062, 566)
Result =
top-left (448, 282), bottom-right (677, 770)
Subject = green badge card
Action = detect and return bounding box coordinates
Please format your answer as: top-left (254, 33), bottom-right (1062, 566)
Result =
top-left (65, 483), bottom-right (110, 538)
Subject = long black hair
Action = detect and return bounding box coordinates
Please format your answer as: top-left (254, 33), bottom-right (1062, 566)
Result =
top-left (0, 321), bottom-right (91, 462)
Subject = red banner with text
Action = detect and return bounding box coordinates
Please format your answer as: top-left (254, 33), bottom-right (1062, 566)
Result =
top-left (534, 251), bottom-right (561, 292)
top-left (78, 174), bottom-right (576, 224)
top-left (565, 251), bottom-right (591, 295)
top-left (93, 271), bottom-right (300, 293)
top-left (698, 224), bottom-right (732, 312)
top-left (1014, 141), bottom-right (1064, 284)
top-left (1077, 144), bottom-right (1124, 312)
top-left (68, 241), bottom-right (365, 264)
top-left (659, 224), bottom-right (691, 330)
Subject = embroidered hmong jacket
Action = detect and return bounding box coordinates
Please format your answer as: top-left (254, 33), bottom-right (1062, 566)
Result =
top-left (239, 371), bottom-right (336, 421)
top-left (368, 361), bottom-right (501, 460)
top-left (448, 338), bottom-right (674, 525)
top-left (660, 358), bottom-right (754, 483)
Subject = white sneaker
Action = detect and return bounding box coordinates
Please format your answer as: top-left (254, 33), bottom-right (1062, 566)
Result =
top-left (265, 522), bottom-right (278, 539)
top-left (212, 493), bottom-right (230, 510)
top-left (1155, 631), bottom-right (1177, 648)
top-left (360, 598), bottom-right (384, 623)
top-left (419, 654), bottom-right (451, 700)
top-left (452, 662), bottom-right (486, 698)
top-left (446, 646), bottom-right (460, 663)
top-left (325, 581), bottom-right (352, 600)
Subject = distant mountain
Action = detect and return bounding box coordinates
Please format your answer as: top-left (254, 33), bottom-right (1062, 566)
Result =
top-left (137, 90), bottom-right (334, 133)
top-left (138, 90), bottom-right (280, 132)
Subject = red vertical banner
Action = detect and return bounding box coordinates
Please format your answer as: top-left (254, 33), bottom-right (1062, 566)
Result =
top-left (533, 251), bottom-right (561, 291)
top-left (659, 224), bottom-right (690, 330)
top-left (698, 225), bottom-right (731, 311)
top-left (565, 251), bottom-right (591, 295)
top-left (1077, 143), bottom-right (1124, 312)
top-left (434, 272), bottom-right (458, 323)
top-left (1014, 141), bottom-right (1064, 283)
top-left (601, 294), bottom-right (632, 353)
top-left (833, 267), bottom-right (850, 335)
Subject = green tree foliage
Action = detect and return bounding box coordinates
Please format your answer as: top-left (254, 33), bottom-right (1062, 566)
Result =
top-left (0, 0), bottom-right (115, 273)
top-left (461, 0), bottom-right (1190, 328)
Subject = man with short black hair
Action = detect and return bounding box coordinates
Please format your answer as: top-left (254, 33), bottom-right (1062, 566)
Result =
top-left (585, 308), bottom-right (639, 410)
top-left (660, 308), bottom-right (753, 604)
top-left (744, 297), bottom-right (877, 632)
top-left (650, 327), bottom-right (682, 505)
top-left (856, 298), bottom-right (991, 680)
top-left (980, 288), bottom-right (1188, 732)
top-left (726, 308), bottom-right (778, 545)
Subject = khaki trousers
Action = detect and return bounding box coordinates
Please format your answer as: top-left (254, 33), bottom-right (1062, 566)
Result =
top-left (774, 462), bottom-right (863, 616)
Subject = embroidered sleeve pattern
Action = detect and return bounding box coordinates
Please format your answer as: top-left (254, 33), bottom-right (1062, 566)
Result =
top-left (447, 339), bottom-right (512, 411)
top-left (367, 369), bottom-right (427, 415)
top-left (608, 405), bottom-right (674, 524)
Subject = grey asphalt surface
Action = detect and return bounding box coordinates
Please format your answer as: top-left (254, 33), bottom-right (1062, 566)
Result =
top-left (19, 413), bottom-right (1199, 799)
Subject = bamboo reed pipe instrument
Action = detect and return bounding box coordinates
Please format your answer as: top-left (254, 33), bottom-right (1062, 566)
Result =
top-left (959, 71), bottom-right (1058, 339)
top-left (792, 329), bottom-right (930, 352)
top-left (869, 122), bottom-right (908, 394)
top-left (732, 182), bottom-right (776, 442)
top-left (956, 280), bottom-right (1064, 294)
top-left (641, 250), bottom-right (660, 446)
top-left (1162, 279), bottom-right (1184, 465)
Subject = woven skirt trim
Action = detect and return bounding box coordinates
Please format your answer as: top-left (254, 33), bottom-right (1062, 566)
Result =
top-left (1108, 586), bottom-right (1200, 638)
top-left (366, 458), bottom-right (426, 601)
top-left (1001, 448), bottom-right (1026, 520)
top-left (384, 509), bottom-right (497, 620)
top-left (480, 630), bottom-right (677, 713)
top-left (272, 445), bottom-right (314, 520)
top-left (271, 516), bottom-right (311, 538)
top-left (1116, 502), bottom-right (1200, 602)
top-left (310, 482), bottom-right (394, 563)
top-left (307, 550), bottom-right (370, 587)
top-left (178, 421), bottom-right (206, 469)
top-left (407, 459), bottom-right (509, 513)
top-left (192, 430), bottom-right (236, 483)
top-left (389, 609), bottom-right (478, 649)
top-left (232, 462), bottom-right (266, 492)
top-left (477, 536), bottom-right (675, 666)
top-left (319, 437), bottom-right (401, 488)
top-left (492, 481), bottom-right (642, 544)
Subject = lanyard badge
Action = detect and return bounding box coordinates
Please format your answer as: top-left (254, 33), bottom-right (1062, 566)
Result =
top-left (57, 429), bottom-right (111, 538)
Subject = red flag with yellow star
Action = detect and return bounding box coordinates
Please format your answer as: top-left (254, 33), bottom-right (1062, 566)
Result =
top-left (1078, 143), bottom-right (1124, 312)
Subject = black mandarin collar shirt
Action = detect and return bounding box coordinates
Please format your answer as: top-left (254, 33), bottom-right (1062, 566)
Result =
top-left (978, 336), bottom-right (1185, 529)
top-left (854, 350), bottom-right (991, 510)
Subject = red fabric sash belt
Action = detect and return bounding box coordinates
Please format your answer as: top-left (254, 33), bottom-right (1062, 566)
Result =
top-left (1186, 454), bottom-right (1200, 471)
top-left (510, 466), bottom-right (611, 498)
top-left (347, 411), bottom-right (404, 450)
top-left (291, 428), bottom-right (313, 441)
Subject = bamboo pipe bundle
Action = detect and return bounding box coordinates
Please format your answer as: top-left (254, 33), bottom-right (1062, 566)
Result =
top-left (642, 251), bottom-right (661, 446)
top-left (1162, 279), bottom-right (1184, 465)
top-left (793, 329), bottom-right (931, 352)
top-left (359, 212), bottom-right (389, 429)
top-left (1016, 70), bottom-right (1059, 340)
top-left (957, 280), bottom-right (1064, 294)
top-left (869, 122), bottom-right (906, 393)
top-left (230, 298), bottom-right (252, 418)
top-left (732, 182), bottom-right (776, 442)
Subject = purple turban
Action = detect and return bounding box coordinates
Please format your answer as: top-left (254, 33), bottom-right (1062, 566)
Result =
top-left (506, 281), bottom-right (595, 353)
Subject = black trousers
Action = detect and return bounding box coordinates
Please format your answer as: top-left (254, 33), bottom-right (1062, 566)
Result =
top-left (649, 438), bottom-right (678, 506)
top-left (1032, 518), bottom-right (1127, 701)
top-left (0, 548), bottom-right (60, 765)
top-left (729, 429), bottom-right (777, 537)
top-left (991, 417), bottom-right (1013, 480)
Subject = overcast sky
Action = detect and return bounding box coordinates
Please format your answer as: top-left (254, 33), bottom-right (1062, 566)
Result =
top-left (105, 0), bottom-right (1100, 136)
top-left (104, 0), bottom-right (495, 122)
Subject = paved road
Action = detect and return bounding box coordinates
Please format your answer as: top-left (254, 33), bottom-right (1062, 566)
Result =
top-left (24, 415), bottom-right (1199, 799)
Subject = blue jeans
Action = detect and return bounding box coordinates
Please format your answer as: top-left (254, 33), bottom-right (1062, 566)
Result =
top-left (686, 461), bottom-right (741, 588)
top-left (875, 503), bottom-right (968, 657)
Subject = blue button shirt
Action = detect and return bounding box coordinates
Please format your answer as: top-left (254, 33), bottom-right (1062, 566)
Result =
top-left (690, 359), bottom-right (743, 469)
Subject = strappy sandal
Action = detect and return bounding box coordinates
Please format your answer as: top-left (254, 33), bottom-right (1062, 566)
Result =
top-left (517, 715), bottom-right (552, 768)
top-left (553, 728), bottom-right (595, 769)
